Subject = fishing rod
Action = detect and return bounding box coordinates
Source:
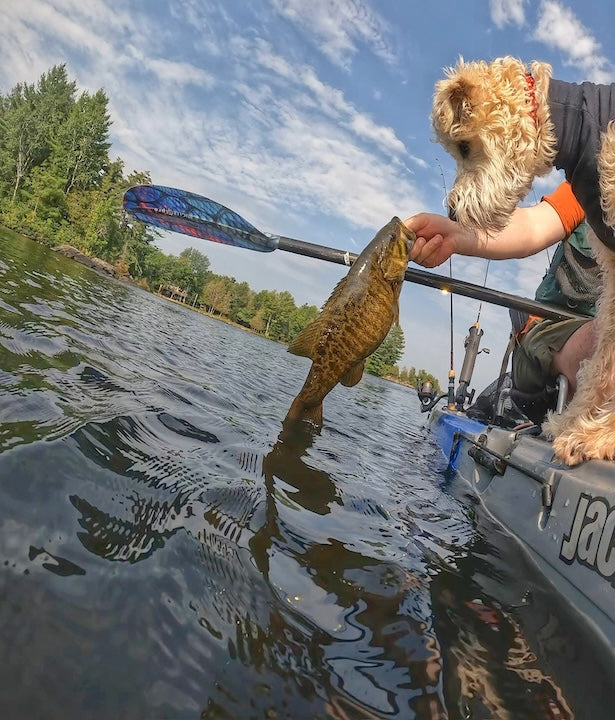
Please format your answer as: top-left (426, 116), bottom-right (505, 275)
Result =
top-left (123, 185), bottom-right (590, 322)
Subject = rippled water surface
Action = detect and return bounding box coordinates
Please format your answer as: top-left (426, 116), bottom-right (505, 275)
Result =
top-left (1, 228), bottom-right (614, 720)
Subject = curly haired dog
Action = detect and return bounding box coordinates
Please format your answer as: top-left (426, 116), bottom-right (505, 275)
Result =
top-left (432, 56), bottom-right (615, 464)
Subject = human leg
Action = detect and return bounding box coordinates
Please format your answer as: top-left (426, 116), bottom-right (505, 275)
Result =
top-left (550, 320), bottom-right (596, 397)
top-left (511, 317), bottom-right (590, 424)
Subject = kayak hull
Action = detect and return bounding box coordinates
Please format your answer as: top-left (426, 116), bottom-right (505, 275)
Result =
top-left (429, 405), bottom-right (615, 651)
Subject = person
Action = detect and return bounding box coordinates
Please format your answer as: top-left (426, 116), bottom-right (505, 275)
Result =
top-left (405, 181), bottom-right (599, 425)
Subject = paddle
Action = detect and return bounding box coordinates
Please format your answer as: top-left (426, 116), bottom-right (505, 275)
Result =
top-left (123, 185), bottom-right (589, 322)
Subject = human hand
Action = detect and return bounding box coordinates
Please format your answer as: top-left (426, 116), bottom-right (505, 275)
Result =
top-left (404, 213), bottom-right (461, 268)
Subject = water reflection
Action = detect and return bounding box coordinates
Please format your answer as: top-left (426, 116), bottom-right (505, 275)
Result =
top-left (66, 414), bottom-right (448, 716)
top-left (1, 230), bottom-right (613, 718)
top-left (431, 569), bottom-right (573, 720)
top-left (258, 424), bottom-right (447, 717)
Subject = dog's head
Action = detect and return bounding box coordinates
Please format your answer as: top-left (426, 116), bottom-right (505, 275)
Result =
top-left (432, 56), bottom-right (555, 230)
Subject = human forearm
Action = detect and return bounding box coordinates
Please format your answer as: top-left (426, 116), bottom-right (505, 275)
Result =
top-left (469, 202), bottom-right (567, 259)
top-left (405, 200), bottom-right (567, 267)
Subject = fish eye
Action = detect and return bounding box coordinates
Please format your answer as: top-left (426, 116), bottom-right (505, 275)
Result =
top-left (458, 141), bottom-right (470, 159)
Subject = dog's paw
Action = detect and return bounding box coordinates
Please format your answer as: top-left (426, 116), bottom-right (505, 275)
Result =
top-left (551, 432), bottom-right (589, 465)
top-left (552, 424), bottom-right (615, 465)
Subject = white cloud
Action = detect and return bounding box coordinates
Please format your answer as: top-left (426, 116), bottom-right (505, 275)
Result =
top-left (243, 38), bottom-right (407, 158)
top-left (269, 0), bottom-right (396, 69)
top-left (141, 58), bottom-right (216, 89)
top-left (534, 1), bottom-right (614, 83)
top-left (2, 0), bottom-right (125, 63)
top-left (489, 0), bottom-right (526, 28)
top-left (0, 2), bottom-right (425, 236)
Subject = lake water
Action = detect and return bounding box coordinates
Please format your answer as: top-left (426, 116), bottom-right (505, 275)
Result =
top-left (0, 228), bottom-right (613, 720)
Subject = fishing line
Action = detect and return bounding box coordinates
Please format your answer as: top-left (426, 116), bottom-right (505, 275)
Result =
top-left (476, 259), bottom-right (491, 324)
top-left (529, 186), bottom-right (552, 275)
top-left (437, 159), bottom-right (456, 409)
top-left (448, 256), bottom-right (454, 372)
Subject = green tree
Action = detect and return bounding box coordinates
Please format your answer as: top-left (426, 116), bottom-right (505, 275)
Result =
top-left (179, 247), bottom-right (211, 292)
top-left (366, 324), bottom-right (405, 376)
top-left (267, 290), bottom-right (297, 341)
top-left (56, 89), bottom-right (111, 194)
top-left (141, 248), bottom-right (174, 289)
top-left (249, 307), bottom-right (267, 333)
top-left (84, 196), bottom-right (123, 259)
top-left (163, 249), bottom-right (212, 299)
top-left (226, 280), bottom-right (249, 323)
top-left (0, 65), bottom-right (136, 254)
top-left (288, 303), bottom-right (319, 342)
top-left (0, 65), bottom-right (76, 204)
top-left (1, 85), bottom-right (47, 203)
top-left (201, 277), bottom-right (232, 316)
top-left (252, 290), bottom-right (277, 336)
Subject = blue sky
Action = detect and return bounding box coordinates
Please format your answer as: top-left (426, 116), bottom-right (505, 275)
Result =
top-left (3, 0), bottom-right (614, 392)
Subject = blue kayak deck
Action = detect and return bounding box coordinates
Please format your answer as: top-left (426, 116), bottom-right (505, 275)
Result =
top-left (430, 408), bottom-right (486, 467)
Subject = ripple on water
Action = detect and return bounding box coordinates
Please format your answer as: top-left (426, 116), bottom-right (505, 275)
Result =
top-left (0, 229), bottom-right (613, 719)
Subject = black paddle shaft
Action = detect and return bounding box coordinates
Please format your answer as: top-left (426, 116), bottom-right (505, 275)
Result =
top-left (276, 235), bottom-right (589, 322)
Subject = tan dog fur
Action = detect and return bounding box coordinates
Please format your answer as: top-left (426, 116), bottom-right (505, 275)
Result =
top-left (432, 56), bottom-right (615, 464)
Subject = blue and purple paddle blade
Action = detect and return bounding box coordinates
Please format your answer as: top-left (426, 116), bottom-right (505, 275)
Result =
top-left (122, 185), bottom-right (278, 252)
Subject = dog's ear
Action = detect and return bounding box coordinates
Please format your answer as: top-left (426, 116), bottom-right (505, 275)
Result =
top-left (435, 77), bottom-right (474, 126)
top-left (447, 79), bottom-right (473, 123)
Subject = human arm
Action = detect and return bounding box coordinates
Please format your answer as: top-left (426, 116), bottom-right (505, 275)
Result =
top-left (404, 182), bottom-right (584, 268)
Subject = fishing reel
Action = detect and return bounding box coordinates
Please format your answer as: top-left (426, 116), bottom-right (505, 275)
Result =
top-left (417, 381), bottom-right (446, 413)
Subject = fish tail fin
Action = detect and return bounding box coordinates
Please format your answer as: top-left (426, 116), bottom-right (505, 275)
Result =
top-left (284, 396), bottom-right (323, 427)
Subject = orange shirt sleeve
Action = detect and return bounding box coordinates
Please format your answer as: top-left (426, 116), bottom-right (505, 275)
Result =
top-left (542, 181), bottom-right (585, 236)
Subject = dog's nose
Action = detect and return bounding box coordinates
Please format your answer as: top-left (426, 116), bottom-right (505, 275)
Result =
top-left (447, 205), bottom-right (457, 221)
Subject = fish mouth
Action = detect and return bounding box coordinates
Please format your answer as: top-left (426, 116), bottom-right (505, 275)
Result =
top-left (381, 218), bottom-right (415, 280)
top-left (400, 222), bottom-right (416, 254)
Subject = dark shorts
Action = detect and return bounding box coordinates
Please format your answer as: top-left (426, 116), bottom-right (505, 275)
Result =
top-left (512, 317), bottom-right (590, 394)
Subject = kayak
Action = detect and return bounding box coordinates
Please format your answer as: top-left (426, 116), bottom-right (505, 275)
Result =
top-left (428, 403), bottom-right (615, 655)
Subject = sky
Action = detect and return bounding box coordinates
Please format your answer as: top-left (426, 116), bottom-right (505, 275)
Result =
top-left (2, 0), bottom-right (614, 394)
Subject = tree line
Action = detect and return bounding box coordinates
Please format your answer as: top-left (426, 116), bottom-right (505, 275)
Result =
top-left (387, 365), bottom-right (441, 393)
top-left (0, 64), bottom-right (440, 386)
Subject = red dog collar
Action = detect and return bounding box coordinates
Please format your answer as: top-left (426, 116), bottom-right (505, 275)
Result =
top-left (525, 73), bottom-right (539, 128)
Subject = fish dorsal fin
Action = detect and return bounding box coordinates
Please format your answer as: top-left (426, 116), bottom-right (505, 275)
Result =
top-left (287, 318), bottom-right (324, 359)
top-left (340, 359), bottom-right (365, 387)
top-left (322, 274), bottom-right (350, 307)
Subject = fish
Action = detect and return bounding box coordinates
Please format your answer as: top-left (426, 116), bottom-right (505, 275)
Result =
top-left (284, 216), bottom-right (415, 427)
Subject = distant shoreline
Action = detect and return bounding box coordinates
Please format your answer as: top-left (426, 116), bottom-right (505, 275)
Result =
top-left (3, 224), bottom-right (424, 392)
top-left (1, 224), bottom-right (138, 284)
top-left (156, 292), bottom-right (281, 341)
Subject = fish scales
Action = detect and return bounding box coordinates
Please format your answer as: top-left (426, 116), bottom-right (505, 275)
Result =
top-left (284, 217), bottom-right (415, 427)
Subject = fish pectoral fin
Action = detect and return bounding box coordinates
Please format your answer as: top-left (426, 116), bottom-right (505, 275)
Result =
top-left (340, 360), bottom-right (366, 387)
top-left (287, 319), bottom-right (323, 359)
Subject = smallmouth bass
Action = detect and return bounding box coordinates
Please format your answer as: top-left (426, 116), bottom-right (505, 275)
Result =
top-left (285, 217), bottom-right (415, 427)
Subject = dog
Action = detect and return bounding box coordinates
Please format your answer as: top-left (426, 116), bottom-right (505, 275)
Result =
top-left (432, 56), bottom-right (615, 464)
